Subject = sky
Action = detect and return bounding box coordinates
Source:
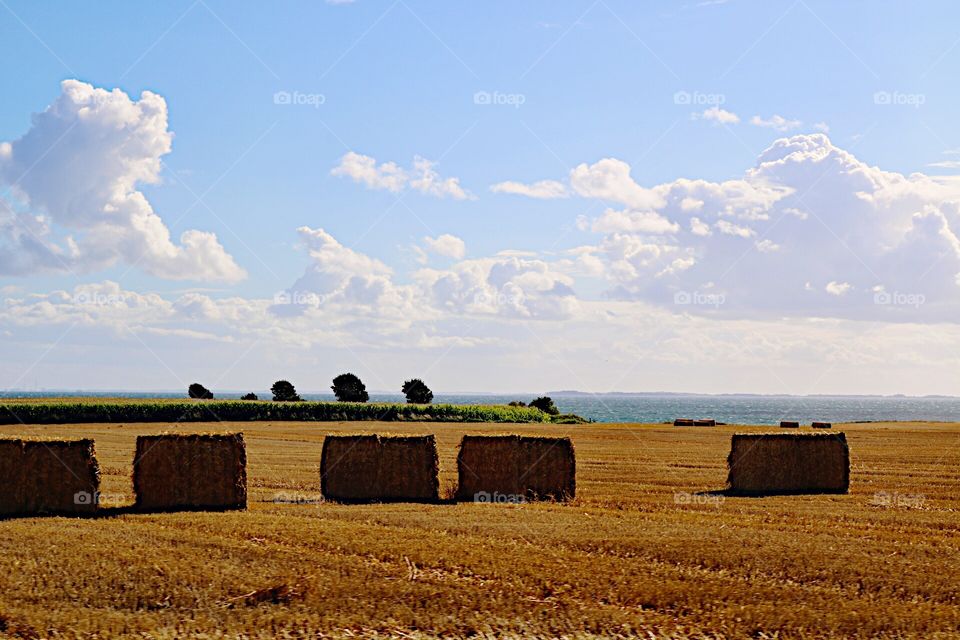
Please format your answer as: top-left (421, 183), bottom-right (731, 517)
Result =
top-left (1, 0), bottom-right (960, 396)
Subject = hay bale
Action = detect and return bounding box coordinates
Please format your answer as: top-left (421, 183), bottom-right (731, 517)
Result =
top-left (320, 435), bottom-right (439, 503)
top-left (812, 421), bottom-right (832, 429)
top-left (455, 435), bottom-right (575, 502)
top-left (673, 419), bottom-right (694, 426)
top-left (727, 432), bottom-right (849, 495)
top-left (134, 433), bottom-right (246, 511)
top-left (0, 438), bottom-right (100, 516)
top-left (694, 419), bottom-right (716, 427)
top-left (780, 421), bottom-right (800, 428)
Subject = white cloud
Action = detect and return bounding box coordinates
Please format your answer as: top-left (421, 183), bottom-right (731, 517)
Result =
top-left (755, 239), bottom-right (780, 253)
top-left (422, 234), bottom-right (466, 260)
top-left (813, 122), bottom-right (830, 133)
top-left (331, 152), bottom-right (471, 200)
top-left (715, 220), bottom-right (755, 238)
top-left (826, 281), bottom-right (852, 296)
top-left (0, 80), bottom-right (245, 282)
top-left (928, 160), bottom-right (960, 170)
top-left (489, 179), bottom-right (568, 199)
top-left (569, 158), bottom-right (664, 209)
top-left (750, 114), bottom-right (802, 132)
top-left (699, 106), bottom-right (740, 124)
top-left (553, 134), bottom-right (960, 319)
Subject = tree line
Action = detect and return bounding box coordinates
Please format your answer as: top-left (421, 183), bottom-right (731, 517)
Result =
top-left (187, 377), bottom-right (559, 414)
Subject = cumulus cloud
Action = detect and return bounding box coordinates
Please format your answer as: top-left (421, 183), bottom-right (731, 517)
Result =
top-left (489, 179), bottom-right (568, 199)
top-left (422, 234), bottom-right (466, 260)
top-left (331, 152), bottom-right (471, 199)
top-left (750, 114), bottom-right (802, 132)
top-left (699, 106), bottom-right (740, 124)
top-left (0, 80), bottom-right (245, 282)
top-left (517, 133), bottom-right (960, 320)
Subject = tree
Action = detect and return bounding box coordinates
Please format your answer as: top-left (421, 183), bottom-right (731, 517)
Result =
top-left (188, 383), bottom-right (213, 400)
top-left (402, 378), bottom-right (433, 404)
top-left (529, 396), bottom-right (559, 415)
top-left (271, 380), bottom-right (301, 402)
top-left (331, 373), bottom-right (369, 402)
top-left (240, 392), bottom-right (258, 401)
top-left (508, 401), bottom-right (527, 407)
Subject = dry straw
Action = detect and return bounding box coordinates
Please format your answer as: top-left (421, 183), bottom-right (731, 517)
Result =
top-left (455, 435), bottom-right (576, 502)
top-left (134, 433), bottom-right (247, 511)
top-left (0, 438), bottom-right (100, 516)
top-left (320, 434), bottom-right (439, 503)
top-left (727, 432), bottom-right (849, 495)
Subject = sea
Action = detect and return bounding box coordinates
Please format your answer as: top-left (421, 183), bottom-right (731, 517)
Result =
top-left (3, 391), bottom-right (960, 425)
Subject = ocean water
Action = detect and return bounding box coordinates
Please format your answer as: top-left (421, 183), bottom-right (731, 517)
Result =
top-left (3, 391), bottom-right (960, 425)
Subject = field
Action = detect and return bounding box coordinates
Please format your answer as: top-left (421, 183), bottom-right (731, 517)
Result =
top-left (0, 420), bottom-right (958, 638)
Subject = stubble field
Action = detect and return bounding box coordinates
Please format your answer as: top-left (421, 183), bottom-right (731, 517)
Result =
top-left (0, 420), bottom-right (957, 639)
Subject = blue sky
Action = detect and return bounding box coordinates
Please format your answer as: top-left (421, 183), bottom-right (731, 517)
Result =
top-left (2, 1), bottom-right (960, 395)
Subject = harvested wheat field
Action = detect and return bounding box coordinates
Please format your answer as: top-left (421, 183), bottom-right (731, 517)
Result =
top-left (0, 420), bottom-right (958, 639)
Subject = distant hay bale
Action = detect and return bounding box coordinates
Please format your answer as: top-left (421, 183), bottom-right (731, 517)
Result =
top-left (0, 438), bottom-right (100, 516)
top-left (727, 432), bottom-right (849, 495)
top-left (780, 421), bottom-right (800, 428)
top-left (694, 419), bottom-right (716, 427)
top-left (455, 435), bottom-right (575, 502)
top-left (134, 433), bottom-right (246, 511)
top-left (320, 435), bottom-right (439, 503)
top-left (812, 421), bottom-right (832, 429)
top-left (673, 419), bottom-right (695, 426)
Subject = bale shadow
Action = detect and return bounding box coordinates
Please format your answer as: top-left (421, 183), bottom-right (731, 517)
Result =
top-left (698, 488), bottom-right (850, 498)
top-left (0, 503), bottom-right (248, 521)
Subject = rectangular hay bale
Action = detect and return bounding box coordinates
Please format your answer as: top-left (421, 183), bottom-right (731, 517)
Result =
top-left (673, 419), bottom-right (694, 426)
top-left (320, 435), bottom-right (439, 503)
top-left (455, 435), bottom-right (575, 502)
top-left (134, 433), bottom-right (246, 511)
top-left (727, 432), bottom-right (849, 495)
top-left (812, 421), bottom-right (832, 429)
top-left (780, 421), bottom-right (800, 428)
top-left (694, 419), bottom-right (716, 427)
top-left (0, 438), bottom-right (100, 516)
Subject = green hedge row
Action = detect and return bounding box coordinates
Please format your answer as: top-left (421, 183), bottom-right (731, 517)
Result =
top-left (0, 401), bottom-right (586, 425)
